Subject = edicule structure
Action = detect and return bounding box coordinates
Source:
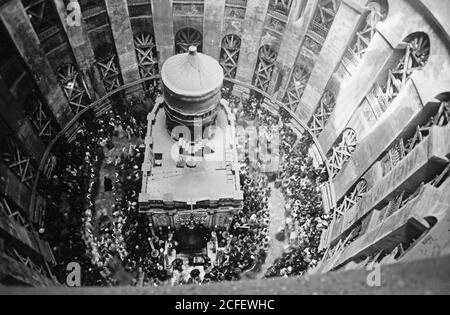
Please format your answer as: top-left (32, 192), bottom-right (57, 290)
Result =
top-left (139, 47), bottom-right (243, 248)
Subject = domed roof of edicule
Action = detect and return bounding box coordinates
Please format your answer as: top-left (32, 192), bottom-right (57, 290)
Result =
top-left (161, 46), bottom-right (224, 98)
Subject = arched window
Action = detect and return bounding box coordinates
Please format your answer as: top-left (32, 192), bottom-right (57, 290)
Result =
top-left (56, 63), bottom-right (90, 114)
top-left (283, 64), bottom-right (309, 111)
top-left (95, 44), bottom-right (122, 92)
top-left (24, 92), bottom-right (56, 143)
top-left (134, 32), bottom-right (159, 78)
top-left (253, 45), bottom-right (278, 92)
top-left (424, 216), bottom-right (438, 228)
top-left (327, 128), bottom-right (357, 178)
top-left (220, 34), bottom-right (241, 79)
top-left (309, 90), bottom-right (336, 137)
top-left (175, 28), bottom-right (203, 54)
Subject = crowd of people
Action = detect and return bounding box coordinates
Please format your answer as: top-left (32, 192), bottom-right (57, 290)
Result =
top-left (39, 82), bottom-right (330, 286)
top-left (224, 85), bottom-right (331, 278)
top-left (118, 145), bottom-right (175, 287)
top-left (264, 109), bottom-right (331, 278)
top-left (39, 91), bottom-right (159, 285)
top-left (40, 112), bottom-right (114, 285)
top-left (79, 114), bottom-right (149, 285)
top-left (222, 84), bottom-right (273, 125)
top-left (204, 164), bottom-right (271, 282)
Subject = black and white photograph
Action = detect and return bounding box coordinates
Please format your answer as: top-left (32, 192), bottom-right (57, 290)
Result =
top-left (0, 0), bottom-right (449, 301)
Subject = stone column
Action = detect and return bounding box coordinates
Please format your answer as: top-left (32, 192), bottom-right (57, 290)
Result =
top-left (234, 0), bottom-right (270, 96)
top-left (105, 0), bottom-right (141, 85)
top-left (203, 0), bottom-right (226, 60)
top-left (318, 30), bottom-right (395, 154)
top-left (0, 0), bottom-right (73, 128)
top-left (299, 0), bottom-right (366, 122)
top-left (268, 0), bottom-right (320, 99)
top-left (52, 0), bottom-right (106, 99)
top-left (151, 0), bottom-right (175, 65)
top-left (0, 76), bottom-right (45, 162)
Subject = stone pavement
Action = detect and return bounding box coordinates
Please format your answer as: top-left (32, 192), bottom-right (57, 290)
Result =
top-left (258, 183), bottom-right (286, 278)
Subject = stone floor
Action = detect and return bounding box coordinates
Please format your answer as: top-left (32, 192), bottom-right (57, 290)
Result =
top-left (92, 133), bottom-right (144, 284)
top-left (259, 183), bottom-right (286, 278)
top-left (94, 134), bottom-right (143, 236)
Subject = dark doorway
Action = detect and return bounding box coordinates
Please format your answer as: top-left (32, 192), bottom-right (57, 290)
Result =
top-left (176, 226), bottom-right (209, 254)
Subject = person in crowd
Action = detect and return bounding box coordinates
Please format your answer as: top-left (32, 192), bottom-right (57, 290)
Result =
top-left (40, 84), bottom-right (328, 286)
top-left (104, 176), bottom-right (113, 192)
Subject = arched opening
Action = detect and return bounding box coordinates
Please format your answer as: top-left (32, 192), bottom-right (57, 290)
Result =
top-left (175, 28), bottom-right (203, 54)
top-left (94, 44), bottom-right (122, 92)
top-left (220, 34), bottom-right (241, 79)
top-left (134, 32), bottom-right (159, 79)
top-left (253, 45), bottom-right (278, 92)
top-left (56, 63), bottom-right (90, 114)
top-left (175, 226), bottom-right (209, 254)
top-left (424, 216), bottom-right (438, 228)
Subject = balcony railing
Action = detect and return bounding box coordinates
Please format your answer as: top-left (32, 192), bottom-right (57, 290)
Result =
top-left (326, 124), bottom-right (450, 247)
top-left (341, 48), bottom-right (359, 78)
